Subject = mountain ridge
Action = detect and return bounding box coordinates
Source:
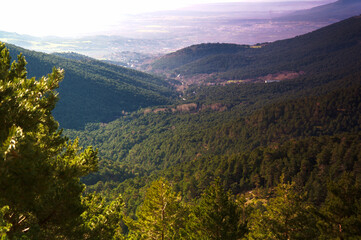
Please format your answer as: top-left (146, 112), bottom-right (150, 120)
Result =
top-left (277, 0), bottom-right (361, 21)
top-left (148, 15), bottom-right (361, 84)
top-left (5, 43), bottom-right (175, 129)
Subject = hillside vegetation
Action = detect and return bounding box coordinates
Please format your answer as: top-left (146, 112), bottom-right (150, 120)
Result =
top-left (2, 16), bottom-right (361, 239)
top-left (148, 43), bottom-right (249, 72)
top-left (63, 16), bottom-right (361, 219)
top-left (149, 15), bottom-right (361, 84)
top-left (6, 44), bottom-right (175, 129)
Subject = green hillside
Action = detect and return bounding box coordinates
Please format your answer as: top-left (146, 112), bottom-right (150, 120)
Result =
top-left (66, 75), bottom-right (361, 186)
top-left (2, 16), bottom-right (361, 239)
top-left (61, 17), bottom-right (361, 218)
top-left (5, 44), bottom-right (175, 129)
top-left (149, 15), bottom-right (361, 82)
top-left (149, 43), bottom-right (249, 71)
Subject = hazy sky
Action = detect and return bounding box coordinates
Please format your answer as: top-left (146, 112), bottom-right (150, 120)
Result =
top-left (0, 0), bottom-right (334, 37)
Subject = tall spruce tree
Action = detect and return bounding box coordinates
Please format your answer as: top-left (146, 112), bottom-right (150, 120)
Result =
top-left (0, 43), bottom-right (98, 239)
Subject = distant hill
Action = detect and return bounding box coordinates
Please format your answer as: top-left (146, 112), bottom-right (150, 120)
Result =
top-left (6, 44), bottom-right (175, 129)
top-left (148, 43), bottom-right (248, 72)
top-left (278, 0), bottom-right (361, 22)
top-left (149, 16), bottom-right (361, 83)
top-left (52, 52), bottom-right (94, 62)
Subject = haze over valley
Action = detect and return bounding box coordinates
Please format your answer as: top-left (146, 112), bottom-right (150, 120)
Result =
top-left (0, 0), bottom-right (339, 61)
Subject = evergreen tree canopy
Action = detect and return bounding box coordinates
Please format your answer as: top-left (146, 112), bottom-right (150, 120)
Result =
top-left (0, 43), bottom-right (98, 239)
top-left (194, 179), bottom-right (246, 240)
top-left (247, 178), bottom-right (319, 240)
top-left (317, 173), bottom-right (361, 239)
top-left (128, 178), bottom-right (188, 240)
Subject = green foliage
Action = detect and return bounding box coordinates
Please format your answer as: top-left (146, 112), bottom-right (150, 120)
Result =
top-left (50, 19), bottom-right (361, 216)
top-left (81, 194), bottom-right (126, 240)
top-left (0, 43), bottom-right (98, 239)
top-left (68, 79), bottom-right (361, 206)
top-left (150, 43), bottom-right (249, 72)
top-left (317, 173), bottom-right (361, 239)
top-left (193, 179), bottom-right (246, 239)
top-left (247, 179), bottom-right (319, 239)
top-left (0, 206), bottom-right (11, 240)
top-left (2, 16), bottom-right (361, 239)
top-left (127, 178), bottom-right (188, 239)
top-left (5, 43), bottom-right (175, 129)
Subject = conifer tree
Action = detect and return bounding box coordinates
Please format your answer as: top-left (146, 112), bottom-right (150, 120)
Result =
top-left (0, 43), bottom-right (98, 239)
top-left (127, 178), bottom-right (187, 240)
top-left (81, 194), bottom-right (126, 240)
top-left (194, 178), bottom-right (246, 240)
top-left (317, 173), bottom-right (361, 239)
top-left (247, 178), bottom-right (319, 239)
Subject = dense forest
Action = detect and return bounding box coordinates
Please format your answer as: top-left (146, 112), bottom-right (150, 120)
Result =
top-left (6, 44), bottom-right (175, 129)
top-left (2, 15), bottom-right (361, 239)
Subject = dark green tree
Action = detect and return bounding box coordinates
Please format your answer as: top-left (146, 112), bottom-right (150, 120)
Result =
top-left (317, 173), bottom-right (361, 239)
top-left (0, 43), bottom-right (98, 239)
top-left (81, 194), bottom-right (126, 240)
top-left (127, 178), bottom-right (188, 240)
top-left (247, 178), bottom-right (319, 239)
top-left (0, 206), bottom-right (11, 240)
top-left (194, 179), bottom-right (246, 240)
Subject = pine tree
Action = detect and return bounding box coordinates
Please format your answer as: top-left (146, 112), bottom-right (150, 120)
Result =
top-left (317, 173), bottom-right (361, 239)
top-left (127, 178), bottom-right (187, 240)
top-left (194, 178), bottom-right (246, 240)
top-left (247, 178), bottom-right (319, 239)
top-left (0, 43), bottom-right (98, 239)
top-left (81, 194), bottom-right (126, 240)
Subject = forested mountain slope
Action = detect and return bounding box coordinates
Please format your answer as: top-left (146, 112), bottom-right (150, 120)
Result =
top-left (2, 40), bottom-right (361, 238)
top-left (149, 15), bottom-right (361, 83)
top-left (64, 74), bottom-right (361, 217)
top-left (67, 78), bottom-right (361, 182)
top-left (63, 17), bottom-right (361, 217)
top-left (148, 43), bottom-right (248, 72)
top-left (2, 15), bottom-right (361, 238)
top-left (5, 44), bottom-right (175, 129)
